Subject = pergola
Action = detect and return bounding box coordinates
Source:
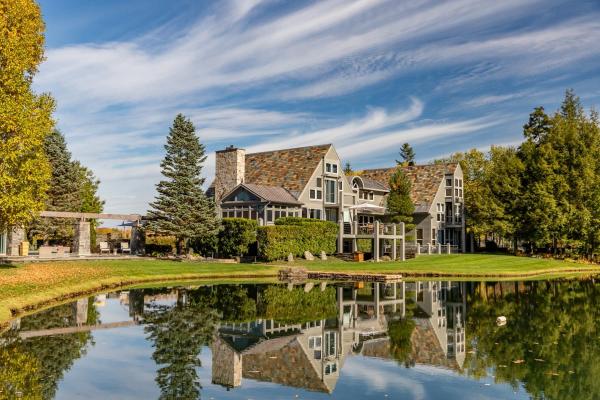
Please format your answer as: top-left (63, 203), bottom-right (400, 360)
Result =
top-left (5, 211), bottom-right (143, 257)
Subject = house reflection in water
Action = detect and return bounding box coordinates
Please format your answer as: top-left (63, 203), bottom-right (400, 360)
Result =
top-left (211, 281), bottom-right (466, 393)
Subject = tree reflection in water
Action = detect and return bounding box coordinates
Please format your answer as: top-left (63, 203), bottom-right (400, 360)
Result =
top-left (142, 290), bottom-right (219, 400)
top-left (465, 280), bottom-right (600, 400)
top-left (4, 281), bottom-right (600, 400)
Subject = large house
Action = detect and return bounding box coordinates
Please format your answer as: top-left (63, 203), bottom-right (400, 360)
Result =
top-left (209, 144), bottom-right (465, 253)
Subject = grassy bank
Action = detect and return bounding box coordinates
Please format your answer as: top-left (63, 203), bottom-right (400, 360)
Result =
top-left (2, 254), bottom-right (600, 326)
top-left (298, 254), bottom-right (600, 277)
top-left (0, 259), bottom-right (278, 325)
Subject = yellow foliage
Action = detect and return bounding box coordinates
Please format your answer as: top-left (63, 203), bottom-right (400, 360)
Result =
top-left (0, 0), bottom-right (55, 230)
top-left (0, 346), bottom-right (43, 400)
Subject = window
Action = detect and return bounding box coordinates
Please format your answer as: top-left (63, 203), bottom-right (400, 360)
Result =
top-left (455, 188), bottom-right (459, 197)
top-left (455, 178), bottom-right (459, 186)
top-left (302, 208), bottom-right (308, 218)
top-left (267, 209), bottom-right (273, 222)
top-left (316, 178), bottom-right (322, 187)
top-left (309, 336), bottom-right (322, 349)
top-left (325, 362), bottom-right (337, 375)
top-left (417, 229), bottom-right (423, 245)
top-left (432, 228), bottom-right (437, 245)
top-left (309, 209), bottom-right (322, 219)
top-left (326, 163), bottom-right (338, 174)
top-left (446, 178), bottom-right (452, 187)
top-left (324, 331), bottom-right (336, 357)
top-left (369, 192), bottom-right (374, 200)
top-left (310, 189), bottom-right (323, 200)
top-left (446, 188), bottom-right (452, 196)
top-left (325, 179), bottom-right (337, 203)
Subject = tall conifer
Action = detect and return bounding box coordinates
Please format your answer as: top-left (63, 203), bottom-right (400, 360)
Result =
top-left (147, 114), bottom-right (219, 254)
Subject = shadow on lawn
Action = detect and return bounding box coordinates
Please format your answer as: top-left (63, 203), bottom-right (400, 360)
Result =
top-left (0, 263), bottom-right (17, 270)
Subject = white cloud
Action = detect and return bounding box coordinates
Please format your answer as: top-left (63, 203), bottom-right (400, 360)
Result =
top-left (33, 0), bottom-right (600, 213)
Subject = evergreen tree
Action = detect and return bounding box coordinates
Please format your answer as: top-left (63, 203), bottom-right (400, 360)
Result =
top-left (146, 114), bottom-right (219, 254)
top-left (30, 130), bottom-right (81, 244)
top-left (343, 161), bottom-right (353, 175)
top-left (396, 143), bottom-right (416, 166)
top-left (386, 168), bottom-right (415, 230)
top-left (0, 0), bottom-right (55, 230)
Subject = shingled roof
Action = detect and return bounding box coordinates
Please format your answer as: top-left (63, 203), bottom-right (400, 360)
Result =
top-left (244, 144), bottom-right (332, 193)
top-left (356, 163), bottom-right (458, 210)
top-left (223, 183), bottom-right (302, 205)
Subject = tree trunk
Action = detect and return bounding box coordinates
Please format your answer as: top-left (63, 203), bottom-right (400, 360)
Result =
top-left (176, 238), bottom-right (185, 255)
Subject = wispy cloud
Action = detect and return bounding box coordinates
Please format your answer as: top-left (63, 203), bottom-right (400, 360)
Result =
top-left (34, 0), bottom-right (600, 213)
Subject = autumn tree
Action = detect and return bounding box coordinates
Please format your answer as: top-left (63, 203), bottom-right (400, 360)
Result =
top-left (0, 0), bottom-right (55, 230)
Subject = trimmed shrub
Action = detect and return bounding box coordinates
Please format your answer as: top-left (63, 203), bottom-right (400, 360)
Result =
top-left (144, 243), bottom-right (173, 255)
top-left (274, 217), bottom-right (327, 225)
top-left (218, 218), bottom-right (258, 257)
top-left (257, 219), bottom-right (337, 261)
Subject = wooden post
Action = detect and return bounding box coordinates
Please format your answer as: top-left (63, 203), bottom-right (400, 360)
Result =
top-left (447, 243), bottom-right (451, 254)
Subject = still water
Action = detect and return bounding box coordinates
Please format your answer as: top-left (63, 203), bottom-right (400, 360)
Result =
top-left (1, 279), bottom-right (597, 399)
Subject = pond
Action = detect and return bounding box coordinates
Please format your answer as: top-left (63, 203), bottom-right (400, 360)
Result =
top-left (1, 279), bottom-right (598, 399)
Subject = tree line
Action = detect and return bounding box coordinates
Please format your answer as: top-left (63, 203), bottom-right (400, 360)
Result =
top-left (439, 90), bottom-right (600, 256)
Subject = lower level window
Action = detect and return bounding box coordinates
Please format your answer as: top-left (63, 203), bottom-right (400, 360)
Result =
top-left (309, 209), bottom-right (321, 219)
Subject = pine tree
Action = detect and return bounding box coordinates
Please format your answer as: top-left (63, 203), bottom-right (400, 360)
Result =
top-left (343, 161), bottom-right (353, 175)
top-left (30, 130), bottom-right (81, 244)
top-left (396, 143), bottom-right (416, 166)
top-left (386, 168), bottom-right (415, 230)
top-left (146, 114), bottom-right (219, 254)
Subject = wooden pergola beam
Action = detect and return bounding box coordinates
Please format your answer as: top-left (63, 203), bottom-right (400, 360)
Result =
top-left (39, 211), bottom-right (142, 221)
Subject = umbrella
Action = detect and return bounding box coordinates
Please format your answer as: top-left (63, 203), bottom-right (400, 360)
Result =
top-left (348, 203), bottom-right (386, 213)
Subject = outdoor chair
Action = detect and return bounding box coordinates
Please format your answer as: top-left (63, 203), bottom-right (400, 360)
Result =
top-left (99, 241), bottom-right (110, 254)
top-left (121, 241), bottom-right (131, 254)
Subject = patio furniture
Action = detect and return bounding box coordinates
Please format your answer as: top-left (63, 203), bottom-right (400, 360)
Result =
top-left (121, 241), bottom-right (131, 254)
top-left (99, 241), bottom-right (110, 254)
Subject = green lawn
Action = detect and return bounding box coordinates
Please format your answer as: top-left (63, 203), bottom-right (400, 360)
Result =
top-left (296, 254), bottom-right (600, 277)
top-left (1, 254), bottom-right (599, 327)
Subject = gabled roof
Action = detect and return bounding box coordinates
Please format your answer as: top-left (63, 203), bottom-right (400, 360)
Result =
top-left (244, 144), bottom-right (332, 192)
top-left (356, 163), bottom-right (458, 209)
top-left (351, 176), bottom-right (389, 192)
top-left (242, 338), bottom-right (332, 393)
top-left (222, 183), bottom-right (302, 205)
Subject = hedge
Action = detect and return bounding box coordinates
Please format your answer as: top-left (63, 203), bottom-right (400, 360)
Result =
top-left (258, 285), bottom-right (337, 323)
top-left (218, 218), bottom-right (258, 257)
top-left (257, 219), bottom-right (337, 261)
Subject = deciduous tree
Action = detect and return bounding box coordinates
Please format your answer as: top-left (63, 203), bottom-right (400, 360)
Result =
top-left (0, 0), bottom-right (55, 230)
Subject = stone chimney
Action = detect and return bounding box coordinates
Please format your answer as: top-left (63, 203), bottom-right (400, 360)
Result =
top-left (215, 145), bottom-right (245, 205)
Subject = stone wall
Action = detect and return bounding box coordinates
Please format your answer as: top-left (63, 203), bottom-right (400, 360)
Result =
top-left (215, 146), bottom-right (245, 206)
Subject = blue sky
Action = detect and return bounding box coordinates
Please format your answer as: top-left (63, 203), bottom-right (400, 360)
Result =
top-left (35, 0), bottom-right (600, 215)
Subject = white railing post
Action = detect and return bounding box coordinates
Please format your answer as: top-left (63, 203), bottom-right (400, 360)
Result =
top-left (437, 243), bottom-right (442, 254)
top-left (374, 221), bottom-right (380, 262)
top-left (400, 222), bottom-right (405, 261)
top-left (427, 243), bottom-right (432, 255)
top-left (392, 224), bottom-right (397, 260)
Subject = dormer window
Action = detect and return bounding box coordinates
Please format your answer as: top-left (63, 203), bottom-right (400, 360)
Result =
top-left (326, 162), bottom-right (338, 174)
